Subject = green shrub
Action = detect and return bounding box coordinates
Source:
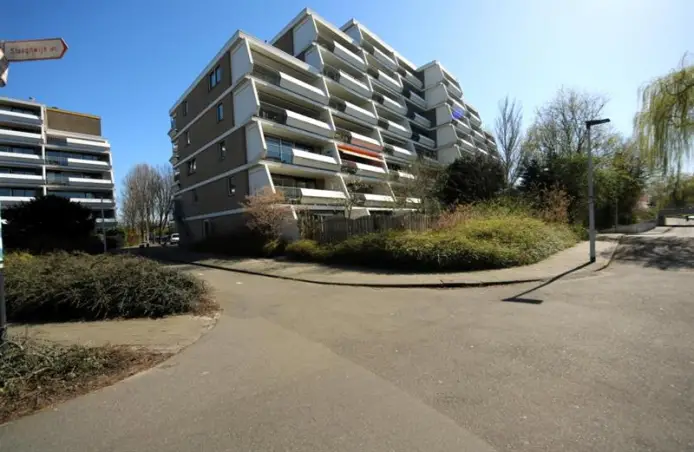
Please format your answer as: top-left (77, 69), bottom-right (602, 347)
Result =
top-left (6, 252), bottom-right (210, 323)
top-left (285, 214), bottom-right (578, 272)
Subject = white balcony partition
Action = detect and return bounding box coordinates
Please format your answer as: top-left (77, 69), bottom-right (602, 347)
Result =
top-left (246, 121), bottom-right (266, 162)
top-left (357, 193), bottom-right (395, 207)
top-left (407, 90), bottom-right (427, 109)
top-left (375, 70), bottom-right (402, 92)
top-left (381, 119), bottom-right (410, 138)
top-left (234, 80), bottom-right (260, 125)
top-left (436, 124), bottom-right (457, 148)
top-left (249, 164), bottom-right (273, 195)
top-left (0, 128), bottom-right (42, 146)
top-left (345, 131), bottom-right (381, 151)
top-left (385, 144), bottom-right (415, 160)
top-left (231, 40), bottom-right (253, 85)
top-left (412, 112), bottom-right (431, 128)
top-left (354, 161), bottom-right (386, 177)
top-left (438, 146), bottom-right (461, 164)
top-left (334, 69), bottom-right (371, 98)
top-left (377, 94), bottom-right (407, 115)
top-left (372, 47), bottom-right (398, 71)
top-left (293, 17), bottom-right (319, 55)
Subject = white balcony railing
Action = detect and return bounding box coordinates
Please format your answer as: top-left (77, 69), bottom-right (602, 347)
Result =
top-left (71, 198), bottom-right (116, 208)
top-left (323, 66), bottom-right (372, 99)
top-left (62, 137), bottom-right (110, 152)
top-left (0, 173), bottom-right (44, 184)
top-left (406, 90), bottom-right (427, 109)
top-left (354, 192), bottom-right (395, 207)
top-left (68, 177), bottom-right (114, 187)
top-left (0, 128), bottom-right (42, 145)
top-left (332, 41), bottom-right (366, 71)
top-left (0, 195), bottom-right (34, 205)
top-left (0, 151), bottom-right (42, 164)
top-left (66, 157), bottom-right (111, 169)
top-left (275, 186), bottom-right (346, 205)
top-left (290, 148), bottom-right (340, 171)
top-left (0, 109), bottom-right (42, 127)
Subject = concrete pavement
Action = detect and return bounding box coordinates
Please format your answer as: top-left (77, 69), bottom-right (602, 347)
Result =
top-left (141, 239), bottom-right (620, 287)
top-left (2, 227), bottom-right (693, 451)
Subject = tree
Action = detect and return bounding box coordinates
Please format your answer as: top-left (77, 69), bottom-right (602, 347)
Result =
top-left (243, 187), bottom-right (289, 240)
top-left (153, 165), bottom-right (176, 236)
top-left (494, 96), bottom-right (526, 186)
top-left (634, 54), bottom-right (693, 176)
top-left (438, 152), bottom-right (505, 206)
top-left (523, 87), bottom-right (620, 158)
top-left (391, 160), bottom-right (446, 214)
top-left (120, 163), bottom-right (160, 241)
top-left (3, 195), bottom-right (96, 253)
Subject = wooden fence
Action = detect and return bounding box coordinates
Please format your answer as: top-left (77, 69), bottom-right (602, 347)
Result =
top-left (299, 213), bottom-right (436, 244)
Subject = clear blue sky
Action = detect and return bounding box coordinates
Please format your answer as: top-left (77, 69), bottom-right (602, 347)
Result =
top-left (3, 0), bottom-right (691, 194)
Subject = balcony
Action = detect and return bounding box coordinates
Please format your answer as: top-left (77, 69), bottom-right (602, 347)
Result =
top-left (454, 118), bottom-right (472, 135)
top-left (276, 186), bottom-right (347, 205)
top-left (467, 107), bottom-right (482, 127)
top-left (316, 39), bottom-right (367, 72)
top-left (0, 195), bottom-right (34, 206)
top-left (48, 137), bottom-right (110, 153)
top-left (458, 138), bottom-right (475, 152)
top-left (322, 65), bottom-right (372, 99)
top-left (0, 150), bottom-right (42, 165)
top-left (329, 98), bottom-right (377, 125)
top-left (267, 146), bottom-right (340, 172)
top-left (405, 90), bottom-right (427, 109)
top-left (0, 108), bottom-right (42, 128)
top-left (409, 112), bottom-right (431, 128)
top-left (472, 129), bottom-right (486, 144)
top-left (335, 129), bottom-right (382, 152)
top-left (252, 64), bottom-right (328, 104)
top-left (412, 132), bottom-right (435, 148)
top-left (47, 174), bottom-right (113, 188)
top-left (45, 156), bottom-right (111, 170)
top-left (378, 118), bottom-right (411, 139)
top-left (368, 69), bottom-right (403, 93)
top-left (258, 103), bottom-right (333, 138)
top-left (372, 92), bottom-right (407, 115)
top-left (383, 143), bottom-right (415, 160)
top-left (389, 170), bottom-right (415, 181)
top-left (70, 197), bottom-right (116, 209)
top-left (0, 128), bottom-right (42, 146)
top-left (0, 173), bottom-right (44, 184)
top-left (353, 192), bottom-right (395, 207)
top-left (444, 79), bottom-right (463, 99)
top-left (341, 160), bottom-right (387, 178)
top-left (362, 43), bottom-right (399, 72)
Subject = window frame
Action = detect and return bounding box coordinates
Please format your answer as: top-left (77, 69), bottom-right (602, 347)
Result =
top-left (216, 103), bottom-right (224, 122)
top-left (218, 140), bottom-right (226, 161)
top-left (185, 131), bottom-right (190, 146)
top-left (227, 177), bottom-right (235, 197)
top-left (182, 101), bottom-right (188, 116)
top-left (209, 65), bottom-right (222, 90)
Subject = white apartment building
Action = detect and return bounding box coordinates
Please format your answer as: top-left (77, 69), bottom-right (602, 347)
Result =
top-left (0, 96), bottom-right (116, 225)
top-left (169, 8), bottom-right (497, 244)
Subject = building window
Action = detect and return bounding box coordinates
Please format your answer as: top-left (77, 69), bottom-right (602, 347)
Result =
top-left (209, 65), bottom-right (222, 90)
top-left (227, 177), bottom-right (235, 196)
top-left (216, 103), bottom-right (224, 122)
top-left (170, 115), bottom-right (176, 129)
top-left (187, 159), bottom-right (196, 175)
top-left (219, 141), bottom-right (226, 161)
top-left (183, 101), bottom-right (188, 116)
top-left (264, 135), bottom-right (315, 164)
top-left (185, 131), bottom-right (190, 146)
top-left (192, 188), bottom-right (198, 202)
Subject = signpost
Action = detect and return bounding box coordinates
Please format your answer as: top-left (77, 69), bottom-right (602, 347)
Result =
top-left (0, 37), bottom-right (68, 88)
top-left (2, 38), bottom-right (68, 62)
top-left (0, 37), bottom-right (67, 342)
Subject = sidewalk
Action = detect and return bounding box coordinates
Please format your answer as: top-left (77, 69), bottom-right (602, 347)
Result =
top-left (8, 315), bottom-right (218, 353)
top-left (141, 238), bottom-right (621, 288)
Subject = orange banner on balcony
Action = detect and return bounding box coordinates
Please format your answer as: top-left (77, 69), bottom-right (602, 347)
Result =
top-left (337, 143), bottom-right (382, 159)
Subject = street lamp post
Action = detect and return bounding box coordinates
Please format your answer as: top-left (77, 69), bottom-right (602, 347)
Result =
top-left (585, 118), bottom-right (611, 263)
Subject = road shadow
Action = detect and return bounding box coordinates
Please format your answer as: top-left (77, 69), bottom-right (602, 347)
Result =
top-left (502, 261), bottom-right (592, 304)
top-left (611, 236), bottom-right (694, 270)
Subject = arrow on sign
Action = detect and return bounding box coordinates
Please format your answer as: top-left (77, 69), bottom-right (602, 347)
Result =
top-left (2, 38), bottom-right (68, 62)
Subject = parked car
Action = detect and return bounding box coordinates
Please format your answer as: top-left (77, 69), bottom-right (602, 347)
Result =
top-left (169, 233), bottom-right (180, 244)
top-left (139, 241), bottom-right (151, 248)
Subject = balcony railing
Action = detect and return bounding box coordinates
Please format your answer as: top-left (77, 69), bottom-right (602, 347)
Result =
top-left (275, 186), bottom-right (302, 203)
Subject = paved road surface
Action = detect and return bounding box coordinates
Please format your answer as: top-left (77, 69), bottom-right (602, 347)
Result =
top-left (2, 227), bottom-right (693, 451)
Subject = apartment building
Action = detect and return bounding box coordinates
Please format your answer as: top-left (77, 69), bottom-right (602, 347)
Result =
top-left (169, 8), bottom-right (498, 244)
top-left (0, 96), bottom-right (116, 225)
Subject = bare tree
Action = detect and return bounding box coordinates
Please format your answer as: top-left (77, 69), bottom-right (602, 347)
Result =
top-left (153, 165), bottom-right (176, 236)
top-left (494, 96), bottom-right (525, 186)
top-left (391, 160), bottom-right (445, 213)
top-left (243, 187), bottom-right (289, 239)
top-left (120, 164), bottom-right (159, 241)
top-left (524, 87), bottom-right (619, 158)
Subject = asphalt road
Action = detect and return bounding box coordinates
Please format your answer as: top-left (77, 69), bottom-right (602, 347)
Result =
top-left (2, 227), bottom-right (694, 451)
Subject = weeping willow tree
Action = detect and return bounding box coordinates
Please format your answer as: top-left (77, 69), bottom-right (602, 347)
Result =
top-left (634, 54), bottom-right (694, 176)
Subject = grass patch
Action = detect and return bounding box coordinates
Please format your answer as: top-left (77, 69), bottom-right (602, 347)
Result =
top-left (286, 207), bottom-right (579, 272)
top-left (0, 337), bottom-right (168, 424)
top-left (6, 252), bottom-right (212, 323)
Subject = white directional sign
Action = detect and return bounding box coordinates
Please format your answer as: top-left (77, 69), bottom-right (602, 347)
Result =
top-left (2, 38), bottom-right (68, 62)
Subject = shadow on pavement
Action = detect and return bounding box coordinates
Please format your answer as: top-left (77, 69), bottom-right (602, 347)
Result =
top-left (611, 236), bottom-right (694, 270)
top-left (502, 261), bottom-right (592, 305)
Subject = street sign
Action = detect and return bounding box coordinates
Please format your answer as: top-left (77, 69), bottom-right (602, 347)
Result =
top-left (2, 38), bottom-right (68, 62)
top-left (0, 48), bottom-right (7, 88)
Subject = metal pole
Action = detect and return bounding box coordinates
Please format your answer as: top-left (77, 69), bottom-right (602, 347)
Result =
top-left (101, 201), bottom-right (107, 253)
top-left (587, 125), bottom-right (596, 263)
